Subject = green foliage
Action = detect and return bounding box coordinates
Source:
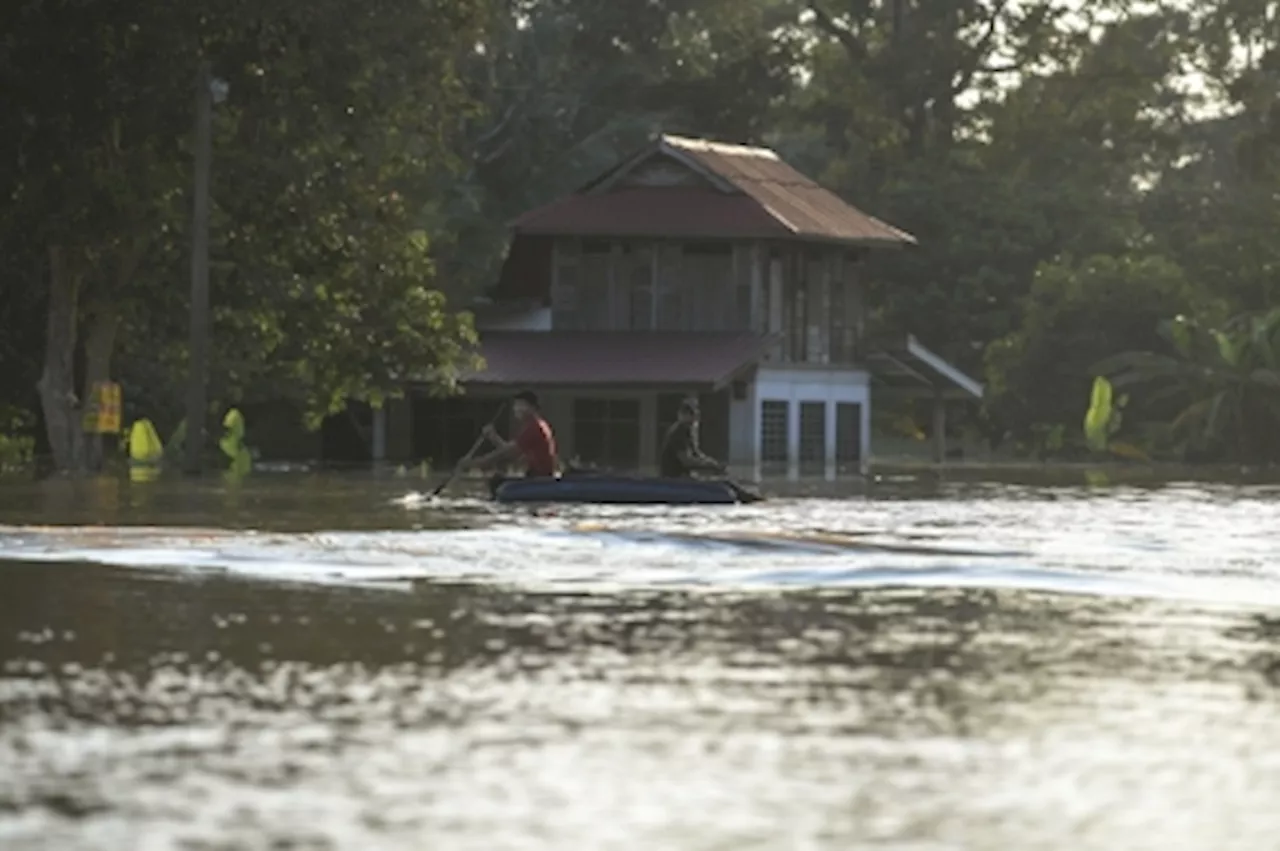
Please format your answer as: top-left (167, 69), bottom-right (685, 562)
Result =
top-left (439, 0), bottom-right (804, 298)
top-left (986, 253), bottom-right (1222, 441)
top-left (0, 434), bottom-right (34, 475)
top-left (1081, 377), bottom-right (1141, 459)
top-left (1096, 309), bottom-right (1280, 462)
top-left (2, 0), bottom-right (490, 466)
top-left (0, 406), bottom-right (35, 475)
top-left (220, 408), bottom-right (253, 479)
top-left (1083, 377), bottom-right (1115, 453)
top-left (128, 419), bottom-right (166, 466)
top-left (164, 420), bottom-right (186, 461)
top-left (5, 0), bottom-right (1280, 465)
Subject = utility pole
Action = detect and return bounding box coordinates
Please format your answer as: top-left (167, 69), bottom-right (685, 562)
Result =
top-left (183, 60), bottom-right (213, 474)
top-left (184, 62), bottom-right (228, 474)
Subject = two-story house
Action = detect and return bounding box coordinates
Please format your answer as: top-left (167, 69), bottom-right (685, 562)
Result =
top-left (377, 134), bottom-right (983, 477)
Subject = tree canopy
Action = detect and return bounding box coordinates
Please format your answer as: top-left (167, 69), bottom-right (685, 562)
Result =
top-left (4, 0), bottom-right (1280, 466)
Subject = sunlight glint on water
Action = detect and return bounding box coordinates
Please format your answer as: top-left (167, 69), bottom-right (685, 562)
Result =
top-left (0, 481), bottom-right (1277, 607)
top-left (3, 476), bottom-right (1280, 850)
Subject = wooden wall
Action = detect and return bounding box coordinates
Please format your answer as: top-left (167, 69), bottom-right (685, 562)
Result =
top-left (760, 246), bottom-right (865, 366)
top-left (550, 237), bottom-right (865, 365)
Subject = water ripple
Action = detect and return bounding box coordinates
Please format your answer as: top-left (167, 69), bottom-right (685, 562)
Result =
top-left (0, 482), bottom-right (1277, 607)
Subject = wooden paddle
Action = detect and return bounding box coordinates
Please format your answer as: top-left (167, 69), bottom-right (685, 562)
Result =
top-left (722, 474), bottom-right (764, 503)
top-left (703, 461), bottom-right (764, 503)
top-left (429, 402), bottom-right (508, 498)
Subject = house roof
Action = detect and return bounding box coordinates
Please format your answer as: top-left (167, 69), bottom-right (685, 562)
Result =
top-left (458, 331), bottom-right (774, 389)
top-left (505, 187), bottom-right (789, 241)
top-left (866, 335), bottom-right (984, 399)
top-left (510, 134), bottom-right (916, 247)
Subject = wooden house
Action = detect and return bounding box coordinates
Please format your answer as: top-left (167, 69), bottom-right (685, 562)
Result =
top-left (377, 134), bottom-right (983, 476)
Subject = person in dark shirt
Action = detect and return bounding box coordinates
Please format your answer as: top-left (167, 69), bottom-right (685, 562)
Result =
top-left (659, 401), bottom-right (725, 478)
top-left (461, 390), bottom-right (559, 477)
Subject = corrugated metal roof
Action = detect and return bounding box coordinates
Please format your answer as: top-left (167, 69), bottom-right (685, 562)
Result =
top-left (662, 136), bottom-right (915, 246)
top-left (865, 335), bottom-right (984, 399)
top-left (509, 187), bottom-right (790, 240)
top-left (511, 134), bottom-right (915, 247)
top-left (461, 331), bottom-right (773, 388)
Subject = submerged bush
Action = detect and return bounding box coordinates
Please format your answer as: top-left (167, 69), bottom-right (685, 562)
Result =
top-left (0, 433), bottom-right (34, 473)
top-left (0, 405), bottom-right (35, 474)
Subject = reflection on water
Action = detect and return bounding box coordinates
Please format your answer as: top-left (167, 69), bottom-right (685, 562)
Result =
top-left (0, 473), bottom-right (487, 532)
top-left (1, 562), bottom-right (1279, 849)
top-left (2, 471), bottom-right (1280, 849)
top-left (3, 473), bottom-right (1280, 607)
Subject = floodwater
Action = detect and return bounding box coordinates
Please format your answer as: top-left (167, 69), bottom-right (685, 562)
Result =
top-left (2, 471), bottom-right (1280, 850)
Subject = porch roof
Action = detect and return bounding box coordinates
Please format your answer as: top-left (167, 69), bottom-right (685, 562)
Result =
top-left (866, 335), bottom-right (985, 399)
top-left (460, 331), bottom-right (774, 390)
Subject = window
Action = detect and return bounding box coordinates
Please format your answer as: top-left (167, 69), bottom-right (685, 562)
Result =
top-left (830, 279), bottom-right (851, 363)
top-left (573, 398), bottom-right (641, 470)
top-left (683, 243), bottom-right (731, 330)
top-left (627, 250), bottom-right (653, 331)
top-left (735, 278), bottom-right (753, 330)
top-left (552, 263), bottom-right (580, 330)
top-left (829, 261), bottom-right (862, 364)
top-left (788, 273), bottom-right (807, 362)
top-left (579, 243), bottom-right (612, 329)
top-left (765, 258), bottom-right (784, 362)
top-left (806, 256), bottom-right (829, 364)
top-left (836, 402), bottom-right (861, 469)
top-left (799, 401), bottom-right (826, 473)
top-left (769, 251), bottom-right (854, 364)
top-left (767, 259), bottom-right (783, 333)
top-left (655, 245), bottom-right (684, 330)
top-left (760, 400), bottom-right (788, 465)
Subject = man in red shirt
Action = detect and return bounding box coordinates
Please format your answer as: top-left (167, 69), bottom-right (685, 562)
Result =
top-left (461, 390), bottom-right (559, 478)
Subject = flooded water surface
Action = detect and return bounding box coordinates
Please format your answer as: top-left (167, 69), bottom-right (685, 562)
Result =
top-left (1, 471), bottom-right (1279, 849)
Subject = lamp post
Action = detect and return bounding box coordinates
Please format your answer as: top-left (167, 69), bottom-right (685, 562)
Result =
top-left (183, 61), bottom-right (229, 475)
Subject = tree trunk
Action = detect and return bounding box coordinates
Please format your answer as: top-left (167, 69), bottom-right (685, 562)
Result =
top-left (36, 245), bottom-right (84, 472)
top-left (81, 304), bottom-right (121, 472)
top-left (79, 238), bottom-right (143, 472)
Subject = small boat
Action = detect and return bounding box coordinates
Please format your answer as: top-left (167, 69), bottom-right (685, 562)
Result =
top-left (490, 473), bottom-right (761, 505)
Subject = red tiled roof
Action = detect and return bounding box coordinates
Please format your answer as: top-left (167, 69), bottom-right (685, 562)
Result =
top-left (511, 134), bottom-right (915, 247)
top-left (461, 331), bottom-right (773, 388)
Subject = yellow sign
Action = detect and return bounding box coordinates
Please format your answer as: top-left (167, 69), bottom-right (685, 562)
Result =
top-left (82, 381), bottom-right (122, 434)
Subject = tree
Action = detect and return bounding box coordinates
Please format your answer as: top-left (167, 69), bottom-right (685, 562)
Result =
top-left (985, 253), bottom-right (1223, 442)
top-left (1096, 310), bottom-right (1280, 463)
top-left (434, 0), bottom-right (805, 300)
top-left (777, 2), bottom-right (1192, 377)
top-left (1, 0), bottom-right (489, 470)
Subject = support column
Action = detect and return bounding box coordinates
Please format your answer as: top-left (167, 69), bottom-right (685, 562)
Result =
top-left (371, 405), bottom-right (387, 463)
top-left (786, 399), bottom-right (799, 481)
top-left (639, 392), bottom-right (657, 474)
top-left (859, 395), bottom-right (872, 476)
top-left (752, 393), bottom-right (763, 481)
top-left (932, 390), bottom-right (947, 464)
top-left (824, 398), bottom-right (837, 481)
top-left (750, 244), bottom-right (764, 333)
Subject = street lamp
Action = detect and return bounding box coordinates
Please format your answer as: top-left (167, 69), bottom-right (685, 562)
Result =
top-left (183, 62), bottom-right (229, 475)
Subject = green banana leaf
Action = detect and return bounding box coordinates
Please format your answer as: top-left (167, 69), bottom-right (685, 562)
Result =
top-left (1083, 376), bottom-right (1113, 452)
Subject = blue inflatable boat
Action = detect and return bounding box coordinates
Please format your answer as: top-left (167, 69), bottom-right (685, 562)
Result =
top-left (490, 473), bottom-right (760, 505)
